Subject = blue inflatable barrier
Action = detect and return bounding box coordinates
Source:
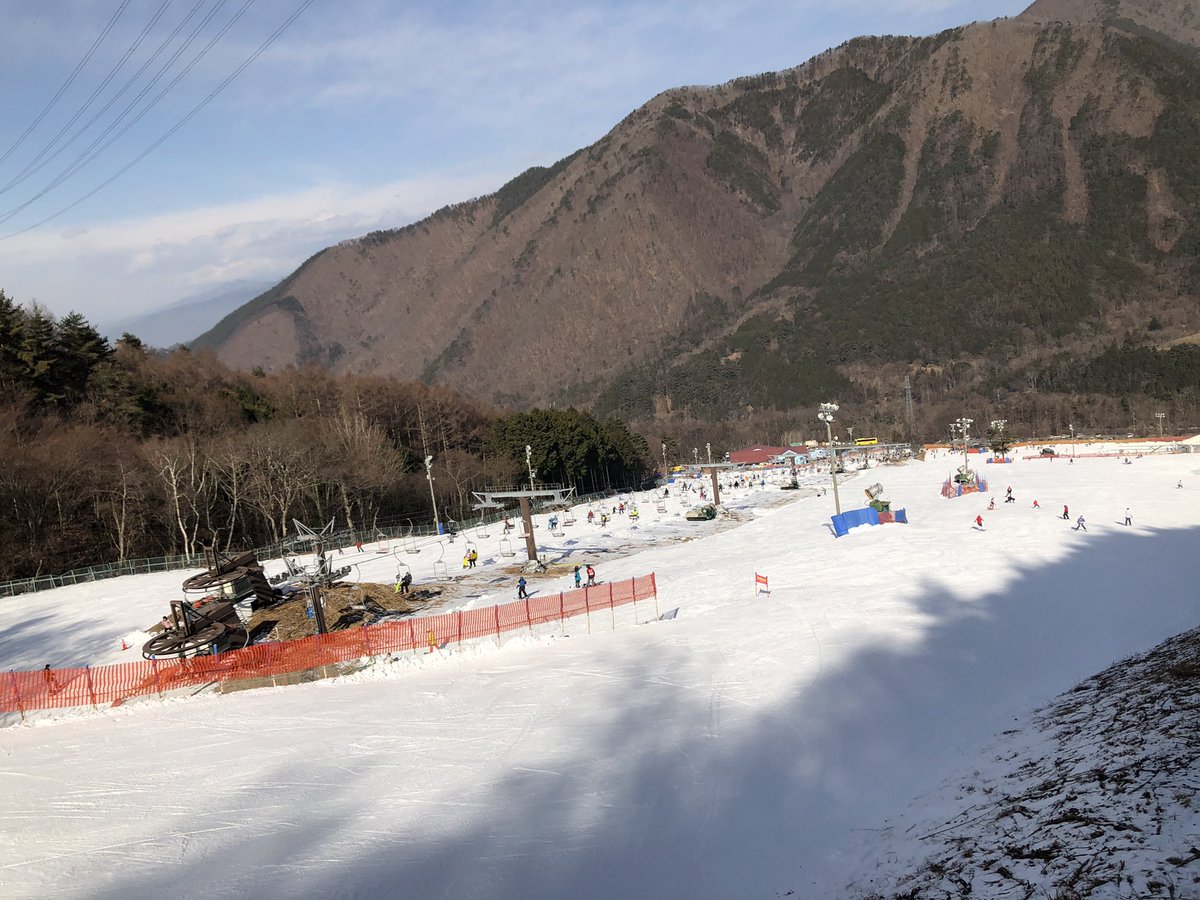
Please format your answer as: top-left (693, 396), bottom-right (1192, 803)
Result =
top-left (831, 506), bottom-right (907, 536)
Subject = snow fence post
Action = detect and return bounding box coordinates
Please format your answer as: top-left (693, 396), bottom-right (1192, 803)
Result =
top-left (584, 587), bottom-right (592, 635)
top-left (631, 577), bottom-right (638, 622)
top-left (409, 619), bottom-right (417, 656)
top-left (457, 610), bottom-right (463, 647)
top-left (609, 582), bottom-right (615, 631)
top-left (494, 605), bottom-right (501, 647)
top-left (524, 597), bottom-right (532, 634)
top-left (150, 657), bottom-right (163, 701)
top-left (558, 592), bottom-right (564, 637)
top-left (8, 670), bottom-right (25, 723)
top-left (652, 573), bottom-right (660, 620)
top-left (85, 665), bottom-right (97, 708)
top-left (361, 624), bottom-right (372, 660)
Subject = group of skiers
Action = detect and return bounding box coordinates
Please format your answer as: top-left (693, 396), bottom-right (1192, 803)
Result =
top-left (975, 484), bottom-right (1136, 533)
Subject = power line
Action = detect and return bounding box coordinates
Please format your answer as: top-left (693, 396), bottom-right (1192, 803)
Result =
top-left (0, 0), bottom-right (239, 224)
top-left (0, 0), bottom-right (319, 240)
top-left (0, 1), bottom-right (133, 169)
top-left (0, 0), bottom-right (177, 196)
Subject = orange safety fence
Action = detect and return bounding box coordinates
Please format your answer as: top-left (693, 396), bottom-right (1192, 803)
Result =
top-left (2, 574), bottom-right (658, 716)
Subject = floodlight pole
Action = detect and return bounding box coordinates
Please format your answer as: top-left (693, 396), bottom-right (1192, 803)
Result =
top-left (693, 447), bottom-right (698, 465)
top-left (661, 442), bottom-right (667, 470)
top-left (705, 442), bottom-right (711, 464)
top-left (425, 455), bottom-right (441, 535)
top-left (955, 417), bottom-right (973, 473)
top-left (819, 402), bottom-right (842, 516)
top-left (1069, 422), bottom-right (1075, 457)
top-left (525, 444), bottom-right (537, 488)
top-left (1155, 411), bottom-right (1165, 437)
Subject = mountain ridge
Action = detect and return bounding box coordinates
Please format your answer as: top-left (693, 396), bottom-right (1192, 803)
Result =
top-left (194, 0), bottom-right (1200, 435)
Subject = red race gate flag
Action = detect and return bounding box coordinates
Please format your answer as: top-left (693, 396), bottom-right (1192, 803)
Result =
top-left (755, 572), bottom-right (769, 596)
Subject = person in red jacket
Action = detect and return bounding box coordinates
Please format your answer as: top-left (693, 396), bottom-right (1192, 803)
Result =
top-left (974, 515), bottom-right (984, 529)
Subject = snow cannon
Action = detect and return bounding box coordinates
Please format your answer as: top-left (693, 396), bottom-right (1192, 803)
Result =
top-left (864, 482), bottom-right (891, 513)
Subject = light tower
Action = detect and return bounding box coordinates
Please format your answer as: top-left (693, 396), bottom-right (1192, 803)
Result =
top-left (693, 447), bottom-right (699, 465)
top-left (818, 402), bottom-right (842, 515)
top-left (661, 442), bottom-right (667, 470)
top-left (1155, 411), bottom-right (1166, 437)
top-left (424, 455), bottom-right (441, 535)
top-left (525, 444), bottom-right (537, 488)
top-left (705, 442), bottom-right (711, 464)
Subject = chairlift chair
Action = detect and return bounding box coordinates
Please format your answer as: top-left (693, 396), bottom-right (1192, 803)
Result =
top-left (563, 508), bottom-right (576, 526)
top-left (499, 536), bottom-right (516, 557)
top-left (375, 530), bottom-right (390, 554)
top-left (432, 540), bottom-right (449, 579)
top-left (403, 520), bottom-right (421, 555)
top-left (476, 514), bottom-right (491, 539)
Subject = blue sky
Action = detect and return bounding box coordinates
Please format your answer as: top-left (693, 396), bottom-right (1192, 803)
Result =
top-left (0, 0), bottom-right (1029, 325)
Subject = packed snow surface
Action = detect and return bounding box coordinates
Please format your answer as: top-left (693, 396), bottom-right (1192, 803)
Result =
top-left (1, 451), bottom-right (1197, 898)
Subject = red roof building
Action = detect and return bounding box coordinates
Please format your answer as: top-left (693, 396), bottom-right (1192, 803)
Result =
top-left (728, 446), bottom-right (786, 465)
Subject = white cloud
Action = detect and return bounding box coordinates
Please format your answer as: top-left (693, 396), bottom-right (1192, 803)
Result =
top-left (0, 170), bottom-right (505, 322)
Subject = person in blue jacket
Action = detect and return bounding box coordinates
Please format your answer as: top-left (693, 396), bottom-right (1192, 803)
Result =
top-left (517, 576), bottom-right (528, 599)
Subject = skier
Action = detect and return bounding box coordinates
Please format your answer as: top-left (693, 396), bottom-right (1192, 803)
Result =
top-left (1178, 480), bottom-right (1184, 489)
top-left (1062, 504), bottom-right (1069, 520)
top-left (1124, 506), bottom-right (1132, 526)
top-left (355, 539), bottom-right (363, 552)
top-left (42, 664), bottom-right (59, 695)
top-left (469, 549), bottom-right (478, 568)
top-left (573, 566), bottom-right (582, 589)
top-left (1006, 486), bottom-right (1013, 501)
top-left (587, 509), bottom-right (595, 524)
top-left (974, 514), bottom-right (984, 530)
top-left (399, 571), bottom-right (412, 594)
top-left (1032, 500), bottom-right (1040, 509)
top-left (987, 498), bottom-right (995, 510)
top-left (1073, 515), bottom-right (1087, 532)
top-left (517, 576), bottom-right (528, 600)
top-left (586, 564), bottom-right (596, 586)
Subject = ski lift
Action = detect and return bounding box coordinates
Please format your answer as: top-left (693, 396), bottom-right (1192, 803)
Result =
top-left (550, 515), bottom-right (565, 537)
top-left (403, 520), bottom-right (421, 555)
top-left (432, 541), bottom-right (448, 579)
top-left (563, 507), bottom-right (576, 526)
top-left (375, 530), bottom-right (390, 554)
top-left (499, 535), bottom-right (516, 557)
top-left (476, 514), bottom-right (491, 539)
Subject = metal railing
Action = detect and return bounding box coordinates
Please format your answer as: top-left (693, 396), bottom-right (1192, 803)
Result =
top-left (0, 485), bottom-right (645, 599)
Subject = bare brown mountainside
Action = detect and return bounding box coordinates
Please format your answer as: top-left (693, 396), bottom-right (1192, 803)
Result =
top-left (1019, 0), bottom-right (1200, 49)
top-left (195, 0), bottom-right (1200, 434)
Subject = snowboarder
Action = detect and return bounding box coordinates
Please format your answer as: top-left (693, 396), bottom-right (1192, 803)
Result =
top-left (573, 566), bottom-right (581, 589)
top-left (987, 498), bottom-right (995, 510)
top-left (1004, 492), bottom-right (1015, 504)
top-left (517, 576), bottom-right (528, 599)
top-left (1073, 515), bottom-right (1087, 532)
top-left (1178, 480), bottom-right (1184, 489)
top-left (1124, 507), bottom-right (1132, 526)
top-left (355, 539), bottom-right (364, 552)
top-left (1062, 505), bottom-right (1069, 520)
top-left (974, 514), bottom-right (984, 530)
top-left (1006, 486), bottom-right (1012, 500)
top-left (586, 564), bottom-right (596, 586)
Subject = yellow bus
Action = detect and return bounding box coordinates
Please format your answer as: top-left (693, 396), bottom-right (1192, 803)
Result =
top-left (854, 437), bottom-right (878, 446)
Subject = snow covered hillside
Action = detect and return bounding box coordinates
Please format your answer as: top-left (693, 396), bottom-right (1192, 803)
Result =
top-left (1, 453), bottom-right (1197, 898)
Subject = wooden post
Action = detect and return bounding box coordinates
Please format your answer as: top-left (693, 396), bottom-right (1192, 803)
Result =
top-left (409, 619), bottom-right (417, 655)
top-left (362, 624), bottom-right (372, 659)
top-left (457, 610), bottom-right (463, 647)
top-left (584, 587), bottom-right (592, 635)
top-left (525, 598), bottom-right (532, 634)
top-left (631, 576), bottom-right (638, 621)
top-left (494, 605), bottom-right (502, 647)
top-left (609, 581), bottom-right (615, 631)
top-left (559, 591), bottom-right (565, 636)
top-left (8, 670), bottom-right (25, 723)
top-left (652, 573), bottom-right (659, 620)
top-left (150, 658), bottom-right (163, 701)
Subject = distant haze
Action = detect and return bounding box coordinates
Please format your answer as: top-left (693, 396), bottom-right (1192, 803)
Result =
top-left (102, 279), bottom-right (276, 348)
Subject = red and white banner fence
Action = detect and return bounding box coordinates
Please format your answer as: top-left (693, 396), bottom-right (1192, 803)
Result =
top-left (2, 574), bottom-right (658, 718)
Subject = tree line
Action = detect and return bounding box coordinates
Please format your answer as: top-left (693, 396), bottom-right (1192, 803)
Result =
top-left (0, 292), bottom-right (651, 581)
